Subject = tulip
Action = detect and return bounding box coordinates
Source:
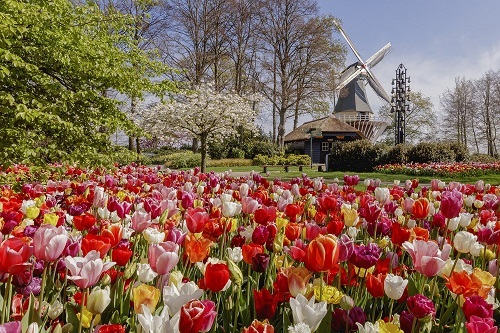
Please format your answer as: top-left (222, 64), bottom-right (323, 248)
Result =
top-left (254, 288), bottom-right (278, 320)
top-left (185, 207), bottom-right (209, 233)
top-left (374, 187), bottom-right (390, 205)
top-left (440, 190), bottom-right (463, 219)
top-left (0, 321), bottom-right (21, 333)
top-left (0, 237), bottom-right (33, 275)
top-left (144, 228), bottom-right (166, 244)
top-left (402, 240), bottom-right (451, 277)
top-left (148, 242), bottom-right (179, 275)
top-left (454, 231), bottom-right (478, 254)
top-left (252, 253), bottom-right (270, 273)
top-left (201, 263), bottom-right (230, 292)
top-left (463, 295), bottom-right (493, 321)
top-left (137, 263), bottom-right (158, 283)
top-left (466, 316), bottom-right (498, 333)
top-left (81, 234), bottom-right (112, 258)
top-left (163, 281), bottom-right (204, 316)
top-left (32, 225), bottom-right (67, 262)
top-left (243, 319), bottom-right (274, 333)
top-left (286, 267), bottom-right (312, 297)
top-left (356, 321), bottom-right (380, 333)
top-left (412, 198), bottom-right (430, 219)
top-left (137, 304), bottom-right (178, 333)
top-left (179, 299), bottom-right (217, 333)
top-left (304, 234), bottom-right (339, 272)
top-left (406, 294), bottom-right (435, 319)
top-left (184, 234), bottom-right (212, 264)
top-left (65, 250), bottom-right (115, 289)
top-left (131, 210), bottom-right (153, 233)
top-left (289, 294), bottom-right (327, 332)
top-left (241, 197), bottom-right (259, 214)
top-left (342, 207), bottom-right (359, 227)
top-left (87, 286), bottom-right (111, 314)
top-left (133, 284), bottom-right (161, 314)
top-left (350, 243), bottom-right (381, 269)
top-left (384, 273), bottom-right (408, 300)
top-left (222, 201), bottom-right (242, 217)
top-left (366, 273), bottom-right (386, 298)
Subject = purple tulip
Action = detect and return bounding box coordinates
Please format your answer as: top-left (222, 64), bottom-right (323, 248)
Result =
top-left (440, 190), bottom-right (463, 219)
top-left (251, 253), bottom-right (270, 272)
top-left (350, 243), bottom-right (381, 269)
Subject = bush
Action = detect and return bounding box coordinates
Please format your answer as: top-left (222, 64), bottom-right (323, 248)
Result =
top-left (407, 142), bottom-right (455, 163)
top-left (445, 141), bottom-right (469, 162)
top-left (207, 159), bottom-right (253, 167)
top-left (229, 147), bottom-right (246, 159)
top-left (163, 151), bottom-right (201, 169)
top-left (382, 144), bottom-right (409, 165)
top-left (252, 154), bottom-right (311, 166)
top-left (329, 140), bottom-right (388, 172)
top-left (469, 153), bottom-right (498, 163)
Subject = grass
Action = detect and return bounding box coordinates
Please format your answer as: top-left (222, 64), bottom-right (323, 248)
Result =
top-left (202, 165), bottom-right (500, 185)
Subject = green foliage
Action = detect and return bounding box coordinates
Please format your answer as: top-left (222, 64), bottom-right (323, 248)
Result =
top-left (407, 142), bottom-right (455, 164)
top-left (382, 144), bottom-right (409, 165)
top-left (469, 153), bottom-right (498, 163)
top-left (207, 159), bottom-right (253, 167)
top-left (208, 129), bottom-right (279, 160)
top-left (163, 151), bottom-right (201, 169)
top-left (444, 141), bottom-right (470, 162)
top-left (329, 140), bottom-right (388, 172)
top-left (0, 0), bottom-right (175, 167)
top-left (252, 154), bottom-right (311, 166)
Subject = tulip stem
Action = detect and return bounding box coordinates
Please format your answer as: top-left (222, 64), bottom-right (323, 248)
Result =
top-left (78, 288), bottom-right (88, 333)
top-left (39, 264), bottom-right (48, 316)
top-left (1, 276), bottom-right (12, 324)
top-left (388, 299), bottom-right (394, 321)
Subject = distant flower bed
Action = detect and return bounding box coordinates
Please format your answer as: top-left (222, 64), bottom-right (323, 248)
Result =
top-left (375, 162), bottom-right (500, 177)
top-left (0, 164), bottom-right (499, 332)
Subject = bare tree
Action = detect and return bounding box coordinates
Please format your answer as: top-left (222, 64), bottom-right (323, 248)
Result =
top-left (473, 70), bottom-right (499, 157)
top-left (256, 0), bottom-right (345, 148)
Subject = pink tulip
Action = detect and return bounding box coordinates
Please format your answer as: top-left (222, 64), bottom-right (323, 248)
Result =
top-left (148, 242), bottom-right (179, 275)
top-left (440, 190), bottom-right (463, 219)
top-left (402, 240), bottom-right (451, 277)
top-left (33, 225), bottom-right (68, 262)
top-left (65, 250), bottom-right (115, 289)
top-left (241, 197), bottom-right (259, 215)
top-left (131, 210), bottom-right (152, 232)
top-left (179, 299), bottom-right (217, 333)
top-left (466, 316), bottom-right (498, 333)
top-left (185, 207), bottom-right (209, 233)
top-left (0, 321), bottom-right (21, 333)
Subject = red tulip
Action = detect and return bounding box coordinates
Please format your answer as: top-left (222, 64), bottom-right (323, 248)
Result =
top-left (73, 212), bottom-right (97, 231)
top-left (253, 288), bottom-right (278, 320)
top-left (412, 198), bottom-right (430, 219)
top-left (111, 244), bottom-right (133, 266)
top-left (304, 234), bottom-right (339, 272)
top-left (201, 263), bottom-right (230, 292)
top-left (242, 243), bottom-right (264, 265)
top-left (81, 234), bottom-right (111, 258)
top-left (185, 207), bottom-right (209, 234)
top-left (0, 237), bottom-right (33, 275)
top-left (243, 320), bottom-right (275, 333)
top-left (366, 273), bottom-right (386, 298)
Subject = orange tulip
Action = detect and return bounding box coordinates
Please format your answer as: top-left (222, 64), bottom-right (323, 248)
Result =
top-left (286, 267), bottom-right (312, 297)
top-left (242, 243), bottom-right (264, 265)
top-left (285, 223), bottom-right (301, 242)
top-left (242, 319), bottom-right (275, 333)
top-left (304, 234), bottom-right (339, 272)
top-left (133, 284), bottom-right (160, 314)
top-left (184, 233), bottom-right (212, 263)
top-left (410, 227), bottom-right (429, 242)
top-left (445, 271), bottom-right (482, 298)
top-left (412, 198), bottom-right (430, 219)
top-left (101, 223), bottom-right (123, 248)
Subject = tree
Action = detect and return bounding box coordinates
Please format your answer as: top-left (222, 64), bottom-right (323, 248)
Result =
top-left (378, 91), bottom-right (437, 145)
top-left (473, 70), bottom-right (499, 157)
top-left (0, 0), bottom-right (174, 166)
top-left (440, 77), bottom-right (477, 151)
top-left (141, 83), bottom-right (258, 172)
top-left (256, 0), bottom-right (345, 148)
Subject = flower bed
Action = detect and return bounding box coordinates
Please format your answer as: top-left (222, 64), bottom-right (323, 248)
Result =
top-left (0, 165), bottom-right (499, 332)
top-left (375, 162), bottom-right (500, 178)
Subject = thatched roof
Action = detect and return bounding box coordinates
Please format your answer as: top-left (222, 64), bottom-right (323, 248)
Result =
top-left (284, 116), bottom-right (366, 142)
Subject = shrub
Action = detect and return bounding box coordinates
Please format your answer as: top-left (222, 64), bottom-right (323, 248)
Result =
top-left (382, 144), bottom-right (409, 165)
top-left (469, 153), bottom-right (498, 163)
top-left (207, 159), bottom-right (253, 167)
top-left (444, 141), bottom-right (469, 162)
top-left (407, 142), bottom-right (455, 164)
top-left (252, 154), bottom-right (311, 166)
top-left (229, 147), bottom-right (246, 159)
top-left (328, 140), bottom-right (388, 172)
top-left (163, 151), bottom-right (201, 169)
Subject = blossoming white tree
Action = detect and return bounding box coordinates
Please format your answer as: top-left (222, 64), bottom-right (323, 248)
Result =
top-left (142, 83), bottom-right (257, 172)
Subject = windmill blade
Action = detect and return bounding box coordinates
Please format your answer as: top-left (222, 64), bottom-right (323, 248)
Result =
top-left (366, 43), bottom-right (392, 68)
top-left (333, 19), bottom-right (366, 66)
top-left (336, 65), bottom-right (363, 92)
top-left (365, 69), bottom-right (391, 103)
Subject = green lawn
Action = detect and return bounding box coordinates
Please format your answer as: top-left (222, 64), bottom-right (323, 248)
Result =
top-left (203, 165), bottom-right (500, 185)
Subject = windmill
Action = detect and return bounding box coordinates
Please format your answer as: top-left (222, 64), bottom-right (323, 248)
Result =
top-left (333, 19), bottom-right (392, 141)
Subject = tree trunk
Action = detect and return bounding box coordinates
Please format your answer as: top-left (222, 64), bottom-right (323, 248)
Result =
top-left (277, 108), bottom-right (286, 150)
top-left (136, 137), bottom-right (141, 155)
top-left (200, 134), bottom-right (208, 173)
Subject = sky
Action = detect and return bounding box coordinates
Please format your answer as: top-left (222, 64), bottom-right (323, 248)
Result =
top-left (315, 0), bottom-right (500, 121)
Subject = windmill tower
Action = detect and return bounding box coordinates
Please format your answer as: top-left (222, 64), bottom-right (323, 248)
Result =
top-left (333, 19), bottom-right (391, 141)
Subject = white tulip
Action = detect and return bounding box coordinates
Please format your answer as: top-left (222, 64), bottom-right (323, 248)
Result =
top-left (289, 294), bottom-right (327, 332)
top-left (137, 263), bottom-right (158, 283)
top-left (384, 274), bottom-right (408, 300)
top-left (454, 231), bottom-right (477, 253)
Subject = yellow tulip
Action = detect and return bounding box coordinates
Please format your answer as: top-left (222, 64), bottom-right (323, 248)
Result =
top-left (26, 206), bottom-right (40, 219)
top-left (313, 285), bottom-right (343, 304)
top-left (43, 213), bottom-right (59, 226)
top-left (76, 307), bottom-right (100, 329)
top-left (342, 208), bottom-right (359, 227)
top-left (377, 320), bottom-right (403, 333)
top-left (133, 284), bottom-right (160, 314)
